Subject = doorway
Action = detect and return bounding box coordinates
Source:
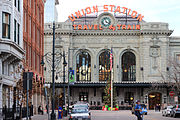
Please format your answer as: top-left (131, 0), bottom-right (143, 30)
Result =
top-left (148, 92), bottom-right (162, 109)
top-left (79, 92), bottom-right (88, 102)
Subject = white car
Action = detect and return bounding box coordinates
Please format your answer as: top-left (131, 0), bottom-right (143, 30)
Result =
top-left (69, 107), bottom-right (91, 120)
top-left (162, 106), bottom-right (173, 117)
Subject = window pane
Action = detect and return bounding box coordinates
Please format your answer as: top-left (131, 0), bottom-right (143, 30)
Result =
top-left (14, 0), bottom-right (16, 7)
top-left (14, 19), bottom-right (16, 42)
top-left (29, 16), bottom-right (31, 37)
top-left (3, 13), bottom-right (10, 24)
top-left (99, 50), bottom-right (112, 81)
top-left (122, 52), bottom-right (136, 81)
top-left (17, 24), bottom-right (20, 44)
top-left (76, 51), bottom-right (91, 81)
top-left (18, 0), bottom-right (20, 11)
top-left (2, 12), bottom-right (10, 38)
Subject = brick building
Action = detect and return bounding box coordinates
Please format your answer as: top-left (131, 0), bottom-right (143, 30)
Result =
top-left (23, 0), bottom-right (45, 113)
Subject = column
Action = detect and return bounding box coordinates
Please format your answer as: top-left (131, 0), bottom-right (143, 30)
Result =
top-left (0, 84), bottom-right (3, 108)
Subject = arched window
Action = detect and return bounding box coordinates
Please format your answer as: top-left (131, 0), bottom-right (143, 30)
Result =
top-left (122, 52), bottom-right (136, 81)
top-left (99, 50), bottom-right (112, 81)
top-left (76, 51), bottom-right (91, 81)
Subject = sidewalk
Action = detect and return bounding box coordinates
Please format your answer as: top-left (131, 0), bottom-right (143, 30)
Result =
top-left (22, 113), bottom-right (69, 120)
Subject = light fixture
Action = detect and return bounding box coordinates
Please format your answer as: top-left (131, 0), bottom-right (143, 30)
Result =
top-left (149, 95), bottom-right (156, 98)
top-left (124, 69), bottom-right (127, 72)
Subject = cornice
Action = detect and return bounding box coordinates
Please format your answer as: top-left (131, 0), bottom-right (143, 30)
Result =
top-left (140, 30), bottom-right (173, 36)
top-left (44, 29), bottom-right (173, 36)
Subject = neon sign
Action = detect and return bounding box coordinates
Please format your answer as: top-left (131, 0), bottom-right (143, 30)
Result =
top-left (68, 5), bottom-right (144, 30)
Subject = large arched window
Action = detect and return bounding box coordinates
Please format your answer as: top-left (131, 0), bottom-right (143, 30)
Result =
top-left (122, 52), bottom-right (136, 81)
top-left (76, 51), bottom-right (91, 81)
top-left (99, 50), bottom-right (113, 81)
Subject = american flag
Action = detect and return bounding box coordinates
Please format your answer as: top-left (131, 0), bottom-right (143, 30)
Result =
top-left (110, 48), bottom-right (113, 71)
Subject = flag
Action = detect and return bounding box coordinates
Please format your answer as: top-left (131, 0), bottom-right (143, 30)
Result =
top-left (110, 48), bottom-right (113, 71)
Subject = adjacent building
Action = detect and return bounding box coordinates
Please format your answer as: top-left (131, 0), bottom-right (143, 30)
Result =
top-left (23, 0), bottom-right (45, 113)
top-left (0, 0), bottom-right (24, 108)
top-left (44, 9), bottom-right (180, 109)
top-left (44, 0), bottom-right (59, 23)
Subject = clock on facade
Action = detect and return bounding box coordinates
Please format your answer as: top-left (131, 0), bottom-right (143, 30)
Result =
top-left (101, 17), bottom-right (111, 27)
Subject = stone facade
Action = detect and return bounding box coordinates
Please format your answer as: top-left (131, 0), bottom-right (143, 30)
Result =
top-left (0, 0), bottom-right (24, 108)
top-left (44, 12), bottom-right (180, 109)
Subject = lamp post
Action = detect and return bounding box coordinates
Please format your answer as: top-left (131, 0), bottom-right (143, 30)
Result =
top-left (40, 21), bottom-right (62, 120)
top-left (63, 51), bottom-right (67, 111)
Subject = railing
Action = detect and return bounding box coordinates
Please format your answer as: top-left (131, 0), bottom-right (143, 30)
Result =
top-left (0, 106), bottom-right (33, 120)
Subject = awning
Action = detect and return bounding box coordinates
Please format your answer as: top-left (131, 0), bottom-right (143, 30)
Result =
top-left (45, 82), bottom-right (168, 88)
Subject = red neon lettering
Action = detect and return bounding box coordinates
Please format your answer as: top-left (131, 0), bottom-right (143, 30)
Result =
top-left (131, 11), bottom-right (137, 18)
top-left (114, 6), bottom-right (121, 13)
top-left (78, 25), bottom-right (82, 30)
top-left (109, 5), bottom-right (115, 12)
top-left (86, 7), bottom-right (92, 14)
top-left (69, 14), bottom-right (76, 22)
top-left (93, 5), bottom-right (98, 13)
top-left (122, 7), bottom-right (128, 14)
top-left (137, 14), bottom-right (144, 22)
top-left (73, 25), bottom-right (77, 29)
top-left (75, 11), bottom-right (82, 18)
top-left (104, 5), bottom-right (108, 12)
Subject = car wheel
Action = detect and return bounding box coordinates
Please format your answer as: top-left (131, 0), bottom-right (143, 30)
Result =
top-left (145, 113), bottom-right (147, 115)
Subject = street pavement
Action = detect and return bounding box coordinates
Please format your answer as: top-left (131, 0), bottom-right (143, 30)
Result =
top-left (31, 110), bottom-right (180, 120)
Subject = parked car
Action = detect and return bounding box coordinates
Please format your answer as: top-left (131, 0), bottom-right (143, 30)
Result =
top-left (162, 106), bottom-right (173, 117)
top-left (69, 107), bottom-right (91, 120)
top-left (73, 103), bottom-right (89, 110)
top-left (131, 104), bottom-right (147, 115)
top-left (170, 104), bottom-right (180, 118)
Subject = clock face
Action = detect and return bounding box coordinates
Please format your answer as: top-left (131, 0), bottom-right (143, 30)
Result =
top-left (101, 17), bottom-right (111, 27)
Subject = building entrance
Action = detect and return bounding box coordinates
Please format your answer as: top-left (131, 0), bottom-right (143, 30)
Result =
top-left (148, 92), bottom-right (162, 110)
top-left (79, 92), bottom-right (88, 102)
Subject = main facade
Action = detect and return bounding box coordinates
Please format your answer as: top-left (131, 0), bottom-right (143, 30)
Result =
top-left (44, 11), bottom-right (180, 109)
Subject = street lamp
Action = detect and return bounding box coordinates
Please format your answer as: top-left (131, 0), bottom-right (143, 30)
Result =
top-left (63, 51), bottom-right (67, 110)
top-left (40, 21), bottom-right (62, 120)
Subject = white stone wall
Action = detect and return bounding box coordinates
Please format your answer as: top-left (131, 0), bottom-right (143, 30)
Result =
top-left (44, 21), bottom-right (172, 83)
top-left (0, 0), bottom-right (24, 108)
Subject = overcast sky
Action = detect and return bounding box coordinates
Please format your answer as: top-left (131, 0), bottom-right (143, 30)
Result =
top-left (57, 0), bottom-right (180, 36)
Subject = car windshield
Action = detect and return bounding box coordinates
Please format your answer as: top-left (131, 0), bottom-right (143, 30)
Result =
top-left (74, 104), bottom-right (88, 108)
top-left (72, 108), bottom-right (88, 113)
top-left (167, 106), bottom-right (173, 109)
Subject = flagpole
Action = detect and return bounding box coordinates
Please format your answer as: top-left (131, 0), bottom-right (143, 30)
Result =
top-left (110, 47), bottom-right (113, 111)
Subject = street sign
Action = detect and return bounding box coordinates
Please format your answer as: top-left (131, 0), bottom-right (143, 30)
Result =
top-left (23, 72), bottom-right (33, 90)
top-left (169, 91), bottom-right (175, 97)
top-left (69, 69), bottom-right (75, 84)
top-left (174, 96), bottom-right (178, 102)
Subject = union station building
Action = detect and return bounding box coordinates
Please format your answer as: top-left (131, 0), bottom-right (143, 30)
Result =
top-left (44, 11), bottom-right (180, 109)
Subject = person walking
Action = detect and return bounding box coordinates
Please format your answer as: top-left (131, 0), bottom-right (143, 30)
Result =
top-left (134, 100), bottom-right (142, 120)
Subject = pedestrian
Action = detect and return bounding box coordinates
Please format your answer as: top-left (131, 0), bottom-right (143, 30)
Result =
top-left (158, 104), bottom-right (161, 112)
top-left (134, 100), bottom-right (142, 120)
top-left (46, 104), bottom-right (49, 114)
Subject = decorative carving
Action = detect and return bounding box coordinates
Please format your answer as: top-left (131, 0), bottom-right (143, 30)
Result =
top-left (150, 36), bottom-right (161, 70)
